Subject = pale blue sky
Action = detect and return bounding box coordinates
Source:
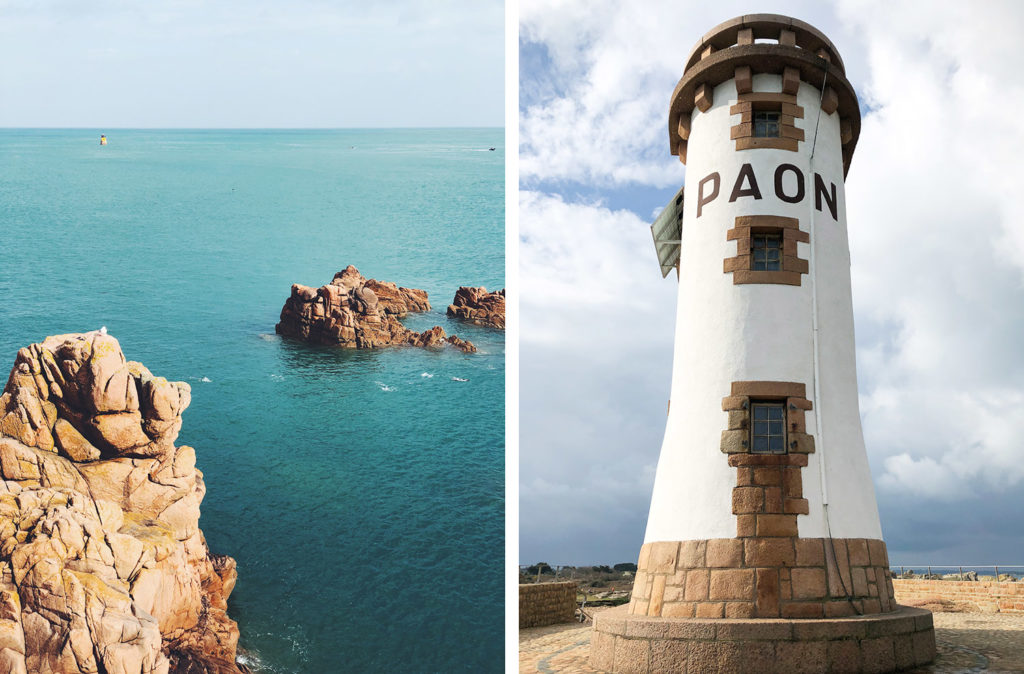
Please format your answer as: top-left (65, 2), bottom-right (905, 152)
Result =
top-left (0, 0), bottom-right (503, 128)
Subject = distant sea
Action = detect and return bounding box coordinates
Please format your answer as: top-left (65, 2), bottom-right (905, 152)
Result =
top-left (0, 129), bottom-right (504, 672)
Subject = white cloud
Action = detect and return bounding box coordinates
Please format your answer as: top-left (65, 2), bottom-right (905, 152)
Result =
top-left (520, 190), bottom-right (676, 346)
top-left (839, 0), bottom-right (1024, 499)
top-left (518, 0), bottom-right (694, 187)
top-left (869, 388), bottom-right (1024, 500)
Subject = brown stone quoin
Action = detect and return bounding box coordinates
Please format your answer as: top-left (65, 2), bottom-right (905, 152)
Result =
top-left (628, 381), bottom-right (896, 620)
top-left (724, 215), bottom-right (809, 286)
top-left (729, 90), bottom-right (805, 153)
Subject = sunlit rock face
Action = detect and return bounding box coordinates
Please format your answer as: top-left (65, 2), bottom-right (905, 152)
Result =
top-left (276, 265), bottom-right (477, 352)
top-left (0, 331), bottom-right (244, 674)
top-left (446, 286), bottom-right (505, 330)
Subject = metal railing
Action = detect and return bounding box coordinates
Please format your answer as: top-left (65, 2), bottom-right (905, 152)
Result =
top-left (891, 565), bottom-right (1024, 580)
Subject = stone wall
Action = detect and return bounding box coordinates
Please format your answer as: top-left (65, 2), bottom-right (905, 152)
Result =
top-left (520, 582), bottom-right (577, 628)
top-left (893, 579), bottom-right (1024, 614)
top-left (630, 538), bottom-right (896, 619)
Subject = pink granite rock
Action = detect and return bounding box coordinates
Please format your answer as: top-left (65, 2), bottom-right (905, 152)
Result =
top-left (446, 287), bottom-right (505, 329)
top-left (276, 265), bottom-right (476, 353)
top-left (0, 332), bottom-right (245, 674)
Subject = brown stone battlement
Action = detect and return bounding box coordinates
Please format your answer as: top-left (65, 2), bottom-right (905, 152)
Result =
top-left (683, 15), bottom-right (847, 75)
top-left (668, 14), bottom-right (860, 174)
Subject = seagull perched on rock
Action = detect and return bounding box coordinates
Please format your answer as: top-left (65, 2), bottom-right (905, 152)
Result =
top-left (99, 326), bottom-right (107, 335)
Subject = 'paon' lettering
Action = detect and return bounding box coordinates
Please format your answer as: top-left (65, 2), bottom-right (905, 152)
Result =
top-left (696, 163), bottom-right (838, 221)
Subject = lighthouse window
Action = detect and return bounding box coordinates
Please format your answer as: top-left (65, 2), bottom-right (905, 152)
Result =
top-left (752, 233), bottom-right (782, 271)
top-left (751, 402), bottom-right (786, 454)
top-left (753, 111), bottom-right (781, 138)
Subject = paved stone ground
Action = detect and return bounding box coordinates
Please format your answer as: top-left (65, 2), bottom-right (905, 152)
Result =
top-left (519, 610), bottom-right (1024, 673)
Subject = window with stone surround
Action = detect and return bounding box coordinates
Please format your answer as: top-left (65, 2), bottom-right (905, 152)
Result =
top-left (721, 381), bottom-right (814, 458)
top-left (721, 382), bottom-right (815, 542)
top-left (724, 215), bottom-right (809, 285)
top-left (750, 401), bottom-right (786, 454)
top-left (730, 93), bottom-right (804, 152)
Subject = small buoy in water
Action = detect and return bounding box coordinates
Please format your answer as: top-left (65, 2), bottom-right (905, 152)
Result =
top-left (100, 135), bottom-right (107, 145)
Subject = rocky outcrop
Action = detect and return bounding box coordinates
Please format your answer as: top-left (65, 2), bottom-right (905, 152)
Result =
top-left (276, 266), bottom-right (476, 353)
top-left (0, 332), bottom-right (244, 674)
top-left (446, 287), bottom-right (505, 329)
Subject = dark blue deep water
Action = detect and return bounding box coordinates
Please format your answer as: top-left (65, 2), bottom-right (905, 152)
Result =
top-left (0, 129), bottom-right (504, 672)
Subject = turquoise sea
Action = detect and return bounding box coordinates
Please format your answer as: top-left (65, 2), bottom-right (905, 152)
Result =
top-left (0, 129), bottom-right (504, 672)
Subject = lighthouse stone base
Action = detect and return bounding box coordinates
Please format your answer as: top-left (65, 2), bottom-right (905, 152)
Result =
top-left (591, 605), bottom-right (936, 673)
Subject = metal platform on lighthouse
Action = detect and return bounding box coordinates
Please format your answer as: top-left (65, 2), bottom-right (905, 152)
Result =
top-left (651, 185), bottom-right (684, 278)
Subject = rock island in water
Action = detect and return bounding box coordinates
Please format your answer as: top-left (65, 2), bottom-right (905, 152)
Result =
top-left (276, 265), bottom-right (477, 352)
top-left (446, 286), bottom-right (505, 330)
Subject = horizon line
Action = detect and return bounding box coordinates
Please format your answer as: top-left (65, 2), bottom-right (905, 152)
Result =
top-left (0, 125), bottom-right (504, 131)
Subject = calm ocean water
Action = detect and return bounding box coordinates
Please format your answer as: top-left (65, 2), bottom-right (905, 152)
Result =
top-left (0, 129), bottom-right (504, 672)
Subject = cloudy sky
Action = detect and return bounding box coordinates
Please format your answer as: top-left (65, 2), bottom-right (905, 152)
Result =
top-left (0, 0), bottom-right (503, 128)
top-left (520, 0), bottom-right (1024, 567)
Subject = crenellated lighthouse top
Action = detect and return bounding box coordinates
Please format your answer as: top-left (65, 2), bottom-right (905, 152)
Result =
top-left (683, 14), bottom-right (846, 75)
top-left (669, 14), bottom-right (861, 173)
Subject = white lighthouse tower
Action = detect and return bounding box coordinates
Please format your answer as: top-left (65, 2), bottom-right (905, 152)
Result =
top-left (592, 15), bottom-right (936, 672)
